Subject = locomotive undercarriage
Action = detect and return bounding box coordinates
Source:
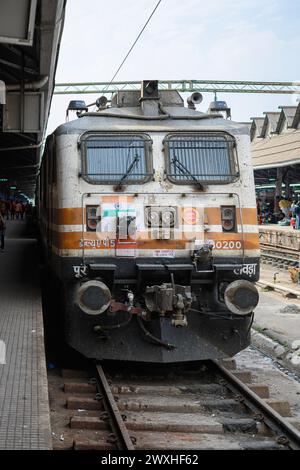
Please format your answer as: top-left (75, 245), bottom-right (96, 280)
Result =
top-left (54, 254), bottom-right (260, 362)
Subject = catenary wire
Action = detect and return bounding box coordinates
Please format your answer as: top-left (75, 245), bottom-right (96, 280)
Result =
top-left (106, 0), bottom-right (162, 88)
top-left (89, 0), bottom-right (163, 109)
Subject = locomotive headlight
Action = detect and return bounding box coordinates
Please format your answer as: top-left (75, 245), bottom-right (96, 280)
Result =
top-left (161, 208), bottom-right (176, 228)
top-left (76, 280), bottom-right (111, 315)
top-left (145, 207), bottom-right (160, 227)
top-left (224, 280), bottom-right (259, 315)
top-left (221, 206), bottom-right (236, 232)
top-left (145, 206), bottom-right (177, 228)
top-left (148, 210), bottom-right (160, 227)
top-left (86, 205), bottom-right (100, 232)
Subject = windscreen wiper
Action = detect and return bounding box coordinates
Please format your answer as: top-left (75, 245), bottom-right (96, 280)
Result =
top-left (115, 154), bottom-right (140, 190)
top-left (171, 156), bottom-right (205, 191)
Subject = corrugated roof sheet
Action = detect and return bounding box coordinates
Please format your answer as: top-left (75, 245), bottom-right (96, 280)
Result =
top-left (262, 112), bottom-right (281, 135)
top-left (250, 117), bottom-right (265, 140)
top-left (278, 106), bottom-right (298, 128)
top-left (292, 103), bottom-right (300, 128)
top-left (276, 107), bottom-right (297, 134)
top-left (266, 112), bottom-right (280, 132)
top-left (252, 128), bottom-right (300, 169)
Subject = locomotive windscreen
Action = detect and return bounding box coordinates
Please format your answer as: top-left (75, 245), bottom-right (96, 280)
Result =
top-left (165, 133), bottom-right (237, 184)
top-left (82, 135), bottom-right (152, 184)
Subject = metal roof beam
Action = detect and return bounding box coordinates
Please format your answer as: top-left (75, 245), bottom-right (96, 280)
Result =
top-left (54, 79), bottom-right (300, 96)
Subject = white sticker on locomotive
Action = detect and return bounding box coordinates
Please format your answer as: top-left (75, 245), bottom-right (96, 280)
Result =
top-left (116, 249), bottom-right (136, 257)
top-left (234, 263), bottom-right (257, 277)
top-left (153, 249), bottom-right (175, 258)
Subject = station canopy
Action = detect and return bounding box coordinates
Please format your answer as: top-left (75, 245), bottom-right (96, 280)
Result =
top-left (248, 103), bottom-right (300, 188)
top-left (0, 0), bottom-right (66, 199)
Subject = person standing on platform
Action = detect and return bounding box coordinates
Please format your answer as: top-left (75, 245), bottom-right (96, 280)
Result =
top-left (5, 200), bottom-right (10, 220)
top-left (0, 212), bottom-right (6, 252)
top-left (291, 200), bottom-right (298, 229)
top-left (10, 200), bottom-right (16, 219)
top-left (15, 201), bottom-right (22, 220)
top-left (0, 200), bottom-right (5, 216)
top-left (294, 201), bottom-right (300, 230)
top-left (278, 198), bottom-right (291, 219)
top-left (20, 202), bottom-right (25, 220)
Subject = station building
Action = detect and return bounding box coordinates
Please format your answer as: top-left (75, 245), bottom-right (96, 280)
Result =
top-left (250, 102), bottom-right (300, 211)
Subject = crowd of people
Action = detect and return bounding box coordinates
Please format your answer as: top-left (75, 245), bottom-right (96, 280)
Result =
top-left (0, 199), bottom-right (33, 220)
top-left (0, 199), bottom-right (33, 252)
top-left (257, 196), bottom-right (300, 229)
top-left (0, 212), bottom-right (5, 252)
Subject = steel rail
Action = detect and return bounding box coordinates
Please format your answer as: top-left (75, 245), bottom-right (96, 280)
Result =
top-left (260, 240), bottom-right (299, 250)
top-left (212, 360), bottom-right (300, 450)
top-left (260, 245), bottom-right (299, 255)
top-left (261, 250), bottom-right (299, 263)
top-left (260, 246), bottom-right (300, 269)
top-left (95, 364), bottom-right (135, 450)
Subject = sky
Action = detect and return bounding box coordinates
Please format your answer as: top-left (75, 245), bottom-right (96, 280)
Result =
top-left (47, 0), bottom-right (300, 133)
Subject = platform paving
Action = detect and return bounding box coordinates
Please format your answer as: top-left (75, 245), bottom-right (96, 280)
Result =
top-left (0, 220), bottom-right (51, 449)
top-left (250, 264), bottom-right (300, 374)
top-left (260, 263), bottom-right (300, 291)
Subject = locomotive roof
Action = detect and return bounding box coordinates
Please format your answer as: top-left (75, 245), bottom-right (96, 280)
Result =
top-left (54, 104), bottom-right (250, 137)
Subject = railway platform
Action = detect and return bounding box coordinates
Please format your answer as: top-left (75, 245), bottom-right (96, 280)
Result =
top-left (252, 264), bottom-right (300, 374)
top-left (259, 224), bottom-right (300, 251)
top-left (0, 220), bottom-right (51, 449)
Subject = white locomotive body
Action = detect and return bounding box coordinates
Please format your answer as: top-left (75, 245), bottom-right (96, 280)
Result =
top-left (39, 83), bottom-right (259, 362)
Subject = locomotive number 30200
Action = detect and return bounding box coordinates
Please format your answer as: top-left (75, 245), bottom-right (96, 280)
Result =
top-left (213, 240), bottom-right (243, 250)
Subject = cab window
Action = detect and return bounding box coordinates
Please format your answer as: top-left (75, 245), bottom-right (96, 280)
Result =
top-left (81, 134), bottom-right (152, 184)
top-left (164, 132), bottom-right (238, 184)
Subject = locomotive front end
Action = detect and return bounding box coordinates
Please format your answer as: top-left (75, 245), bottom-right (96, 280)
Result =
top-left (41, 81), bottom-right (260, 362)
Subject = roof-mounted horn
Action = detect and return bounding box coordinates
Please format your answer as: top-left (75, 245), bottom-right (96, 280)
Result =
top-left (140, 80), bottom-right (159, 101)
top-left (140, 80), bottom-right (160, 116)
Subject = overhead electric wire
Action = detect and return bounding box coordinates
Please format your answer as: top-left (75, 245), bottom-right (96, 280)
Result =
top-left (89, 0), bottom-right (162, 109)
top-left (106, 0), bottom-right (162, 88)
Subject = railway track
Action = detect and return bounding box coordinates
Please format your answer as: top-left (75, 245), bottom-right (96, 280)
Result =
top-left (260, 246), bottom-right (299, 270)
top-left (49, 360), bottom-right (300, 451)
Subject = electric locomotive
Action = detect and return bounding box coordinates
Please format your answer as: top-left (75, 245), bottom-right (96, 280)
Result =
top-left (39, 80), bottom-right (260, 363)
